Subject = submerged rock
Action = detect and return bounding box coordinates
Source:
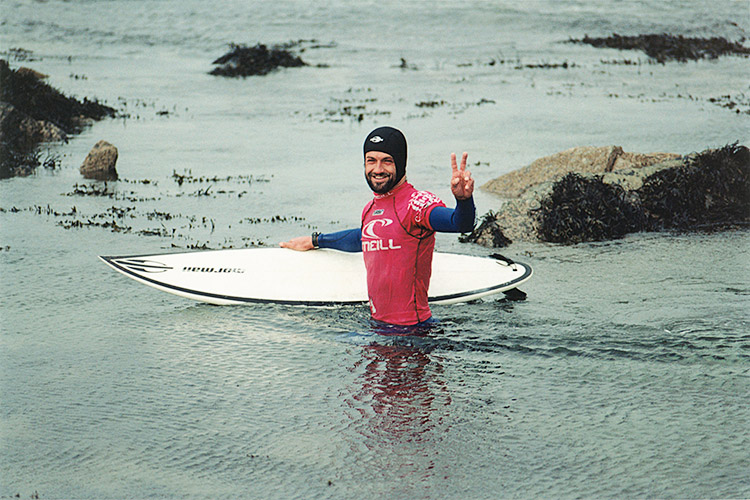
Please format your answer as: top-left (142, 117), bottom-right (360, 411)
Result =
top-left (80, 140), bottom-right (118, 180)
top-left (0, 59), bottom-right (115, 178)
top-left (570, 34), bottom-right (750, 63)
top-left (209, 43), bottom-right (306, 77)
top-left (471, 144), bottom-right (749, 246)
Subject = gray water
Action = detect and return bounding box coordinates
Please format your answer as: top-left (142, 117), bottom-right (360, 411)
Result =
top-left (1, 0), bottom-right (749, 498)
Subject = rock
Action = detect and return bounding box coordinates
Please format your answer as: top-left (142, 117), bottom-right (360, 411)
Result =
top-left (600, 158), bottom-right (683, 191)
top-left (80, 140), bottom-right (118, 180)
top-left (479, 182), bottom-right (555, 245)
top-left (15, 67), bottom-right (48, 80)
top-left (482, 146), bottom-right (619, 198)
top-left (482, 146), bottom-right (680, 198)
top-left (569, 34), bottom-right (750, 63)
top-left (209, 43), bottom-right (306, 77)
top-left (469, 144), bottom-right (747, 246)
top-left (0, 103), bottom-right (67, 144)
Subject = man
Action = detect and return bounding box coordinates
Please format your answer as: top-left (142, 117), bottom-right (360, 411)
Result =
top-left (280, 126), bottom-right (475, 326)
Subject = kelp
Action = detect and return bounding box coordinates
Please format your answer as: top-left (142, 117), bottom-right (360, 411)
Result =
top-left (536, 174), bottom-right (645, 244)
top-left (638, 143), bottom-right (750, 229)
top-left (209, 43), bottom-right (306, 77)
top-left (570, 34), bottom-right (750, 63)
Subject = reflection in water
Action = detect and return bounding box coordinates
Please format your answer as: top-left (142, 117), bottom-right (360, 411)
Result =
top-left (343, 326), bottom-right (452, 484)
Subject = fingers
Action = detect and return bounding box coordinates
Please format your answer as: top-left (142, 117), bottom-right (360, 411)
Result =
top-left (279, 236), bottom-right (313, 251)
top-left (451, 152), bottom-right (469, 172)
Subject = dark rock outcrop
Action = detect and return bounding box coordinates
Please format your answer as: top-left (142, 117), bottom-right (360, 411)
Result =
top-left (209, 43), bottom-right (307, 77)
top-left (570, 34), bottom-right (750, 63)
top-left (0, 59), bottom-right (115, 178)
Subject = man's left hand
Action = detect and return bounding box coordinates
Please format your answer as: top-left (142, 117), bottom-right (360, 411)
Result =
top-left (451, 152), bottom-right (474, 200)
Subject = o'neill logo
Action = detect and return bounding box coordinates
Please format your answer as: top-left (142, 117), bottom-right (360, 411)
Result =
top-left (362, 218), bottom-right (401, 252)
top-left (369, 136), bottom-right (384, 143)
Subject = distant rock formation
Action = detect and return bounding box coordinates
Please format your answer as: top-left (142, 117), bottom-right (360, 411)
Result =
top-left (0, 59), bottom-right (115, 178)
top-left (80, 140), bottom-right (118, 180)
top-left (209, 43), bottom-right (307, 77)
top-left (463, 144), bottom-right (749, 246)
top-left (569, 34), bottom-right (750, 63)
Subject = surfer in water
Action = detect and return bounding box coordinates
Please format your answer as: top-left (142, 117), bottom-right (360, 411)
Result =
top-left (280, 126), bottom-right (475, 326)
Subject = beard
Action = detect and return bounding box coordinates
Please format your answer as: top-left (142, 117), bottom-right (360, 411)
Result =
top-left (366, 172), bottom-right (398, 194)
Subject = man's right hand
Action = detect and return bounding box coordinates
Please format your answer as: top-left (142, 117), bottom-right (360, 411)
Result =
top-left (279, 236), bottom-right (314, 251)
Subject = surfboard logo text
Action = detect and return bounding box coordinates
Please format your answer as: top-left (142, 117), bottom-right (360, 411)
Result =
top-left (361, 218), bottom-right (402, 252)
top-left (182, 266), bottom-right (245, 274)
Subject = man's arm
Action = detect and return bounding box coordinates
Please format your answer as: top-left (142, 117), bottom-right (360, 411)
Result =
top-left (280, 228), bottom-right (362, 252)
top-left (429, 197), bottom-right (475, 233)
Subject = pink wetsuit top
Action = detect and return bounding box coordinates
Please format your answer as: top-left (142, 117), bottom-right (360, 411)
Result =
top-left (360, 182), bottom-right (445, 325)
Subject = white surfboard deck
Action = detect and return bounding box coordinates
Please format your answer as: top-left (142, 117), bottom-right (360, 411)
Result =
top-left (100, 248), bottom-right (532, 306)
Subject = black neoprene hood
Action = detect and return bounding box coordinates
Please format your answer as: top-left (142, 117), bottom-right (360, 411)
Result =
top-left (363, 126), bottom-right (407, 183)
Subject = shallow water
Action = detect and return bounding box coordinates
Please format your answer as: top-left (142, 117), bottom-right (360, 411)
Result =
top-left (2, 0), bottom-right (750, 498)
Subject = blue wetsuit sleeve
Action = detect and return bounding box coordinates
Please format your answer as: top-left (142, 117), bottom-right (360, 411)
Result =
top-left (429, 197), bottom-right (476, 233)
top-left (317, 228), bottom-right (362, 252)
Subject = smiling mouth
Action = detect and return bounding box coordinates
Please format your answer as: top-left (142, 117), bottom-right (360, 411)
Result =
top-left (366, 171), bottom-right (396, 194)
top-left (368, 172), bottom-right (391, 183)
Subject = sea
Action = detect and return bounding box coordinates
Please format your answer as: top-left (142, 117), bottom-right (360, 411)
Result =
top-left (1, 0), bottom-right (749, 498)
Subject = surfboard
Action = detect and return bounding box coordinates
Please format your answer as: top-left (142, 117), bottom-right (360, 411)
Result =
top-left (99, 248), bottom-right (532, 306)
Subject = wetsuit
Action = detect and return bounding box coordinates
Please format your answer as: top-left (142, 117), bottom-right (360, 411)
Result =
top-left (317, 181), bottom-right (475, 325)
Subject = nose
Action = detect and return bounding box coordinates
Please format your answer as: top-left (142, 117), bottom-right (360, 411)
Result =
top-left (372, 159), bottom-right (387, 171)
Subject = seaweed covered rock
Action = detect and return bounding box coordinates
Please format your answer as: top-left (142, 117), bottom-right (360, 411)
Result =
top-left (210, 43), bottom-right (306, 77)
top-left (570, 34), bottom-right (750, 63)
top-left (638, 143), bottom-right (750, 230)
top-left (469, 144), bottom-right (748, 247)
top-left (536, 173), bottom-right (645, 243)
top-left (0, 59), bottom-right (115, 178)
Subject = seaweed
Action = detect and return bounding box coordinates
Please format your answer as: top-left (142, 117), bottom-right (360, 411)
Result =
top-left (570, 34), bottom-right (750, 63)
top-left (638, 143), bottom-right (750, 230)
top-left (209, 43), bottom-right (306, 77)
top-left (459, 211), bottom-right (512, 248)
top-left (536, 173), bottom-right (645, 244)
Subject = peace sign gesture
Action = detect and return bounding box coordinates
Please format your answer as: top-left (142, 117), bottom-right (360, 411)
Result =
top-left (450, 152), bottom-right (474, 200)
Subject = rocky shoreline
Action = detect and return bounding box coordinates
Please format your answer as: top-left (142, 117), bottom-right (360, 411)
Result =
top-left (0, 59), bottom-right (115, 178)
top-left (464, 143), bottom-right (749, 246)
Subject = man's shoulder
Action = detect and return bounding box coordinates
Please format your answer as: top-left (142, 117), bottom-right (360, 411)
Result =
top-left (406, 188), bottom-right (444, 211)
top-left (404, 187), bottom-right (444, 225)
